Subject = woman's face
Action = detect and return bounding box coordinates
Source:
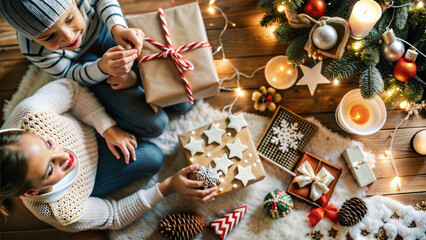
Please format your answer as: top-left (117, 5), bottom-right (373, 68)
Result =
top-left (18, 134), bottom-right (77, 193)
top-left (33, 3), bottom-right (86, 51)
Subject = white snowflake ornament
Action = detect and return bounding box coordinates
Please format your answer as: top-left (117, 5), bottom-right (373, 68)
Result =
top-left (212, 153), bottom-right (234, 175)
top-left (195, 164), bottom-right (221, 189)
top-left (235, 165), bottom-right (256, 186)
top-left (228, 114), bottom-right (248, 132)
top-left (203, 123), bottom-right (226, 144)
top-left (184, 137), bottom-right (204, 156)
top-left (271, 119), bottom-right (304, 153)
top-left (226, 138), bottom-right (248, 159)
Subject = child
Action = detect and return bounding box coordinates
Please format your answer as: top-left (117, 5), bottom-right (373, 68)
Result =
top-left (0, 79), bottom-right (216, 230)
top-left (0, 0), bottom-right (193, 141)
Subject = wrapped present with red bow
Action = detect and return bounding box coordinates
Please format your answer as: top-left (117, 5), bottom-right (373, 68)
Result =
top-left (287, 152), bottom-right (342, 207)
top-left (126, 3), bottom-right (220, 111)
top-left (308, 195), bottom-right (338, 227)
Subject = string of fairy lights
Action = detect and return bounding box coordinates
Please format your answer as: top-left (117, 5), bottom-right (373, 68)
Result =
top-left (207, 0), bottom-right (425, 190)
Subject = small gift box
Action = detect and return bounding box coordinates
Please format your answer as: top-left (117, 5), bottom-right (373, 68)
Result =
top-left (287, 152), bottom-right (342, 207)
top-left (178, 114), bottom-right (266, 197)
top-left (341, 145), bottom-right (376, 187)
top-left (126, 3), bottom-right (219, 110)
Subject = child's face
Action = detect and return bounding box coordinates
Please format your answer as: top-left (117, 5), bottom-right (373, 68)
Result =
top-left (33, 3), bottom-right (85, 51)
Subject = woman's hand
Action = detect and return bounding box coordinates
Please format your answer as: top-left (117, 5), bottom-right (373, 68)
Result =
top-left (159, 164), bottom-right (217, 204)
top-left (103, 126), bottom-right (137, 164)
top-left (98, 46), bottom-right (138, 77)
top-left (111, 25), bottom-right (144, 54)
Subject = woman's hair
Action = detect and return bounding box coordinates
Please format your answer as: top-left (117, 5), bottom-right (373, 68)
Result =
top-left (0, 129), bottom-right (32, 223)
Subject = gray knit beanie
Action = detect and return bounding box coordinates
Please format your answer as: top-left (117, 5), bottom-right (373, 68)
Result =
top-left (0, 0), bottom-right (72, 40)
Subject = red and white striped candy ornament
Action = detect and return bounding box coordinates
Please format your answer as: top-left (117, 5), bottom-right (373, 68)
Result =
top-left (209, 205), bottom-right (248, 239)
top-left (138, 8), bottom-right (211, 104)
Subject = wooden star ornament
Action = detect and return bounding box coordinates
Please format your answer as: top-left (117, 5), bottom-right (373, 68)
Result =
top-left (296, 61), bottom-right (330, 96)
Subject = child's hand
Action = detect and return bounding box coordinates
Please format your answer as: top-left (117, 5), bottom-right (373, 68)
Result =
top-left (98, 46), bottom-right (138, 77)
top-left (103, 126), bottom-right (137, 164)
top-left (159, 164), bottom-right (217, 204)
top-left (111, 25), bottom-right (144, 54)
top-left (107, 70), bottom-right (138, 90)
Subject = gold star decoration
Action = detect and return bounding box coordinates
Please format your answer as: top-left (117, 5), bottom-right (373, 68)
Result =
top-left (361, 229), bottom-right (370, 236)
top-left (328, 228), bottom-right (337, 238)
top-left (307, 231), bottom-right (323, 240)
top-left (390, 213), bottom-right (400, 219)
top-left (374, 227), bottom-right (388, 240)
top-left (414, 201), bottom-right (426, 211)
top-left (408, 221), bottom-right (416, 228)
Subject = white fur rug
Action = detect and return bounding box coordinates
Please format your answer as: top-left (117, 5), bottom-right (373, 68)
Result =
top-left (4, 66), bottom-right (426, 240)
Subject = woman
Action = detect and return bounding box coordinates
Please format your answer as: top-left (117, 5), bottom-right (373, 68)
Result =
top-left (0, 79), bottom-right (216, 231)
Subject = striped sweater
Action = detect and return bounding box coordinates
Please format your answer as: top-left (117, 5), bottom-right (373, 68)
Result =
top-left (17, 0), bottom-right (128, 85)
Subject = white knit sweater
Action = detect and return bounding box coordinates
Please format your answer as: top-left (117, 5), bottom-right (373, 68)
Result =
top-left (2, 79), bottom-right (164, 232)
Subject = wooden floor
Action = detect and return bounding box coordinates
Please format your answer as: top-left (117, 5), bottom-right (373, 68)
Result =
top-left (0, 0), bottom-right (425, 239)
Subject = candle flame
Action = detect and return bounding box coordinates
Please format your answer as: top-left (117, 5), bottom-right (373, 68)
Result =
top-left (363, 9), bottom-right (368, 15)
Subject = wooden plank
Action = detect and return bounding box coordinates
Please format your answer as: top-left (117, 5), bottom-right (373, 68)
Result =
top-left (0, 45), bottom-right (24, 61)
top-left (373, 156), bottom-right (426, 179)
top-left (366, 175), bottom-right (426, 195)
top-left (383, 192), bottom-right (426, 206)
top-left (1, 229), bottom-right (108, 240)
top-left (0, 59), bottom-right (30, 91)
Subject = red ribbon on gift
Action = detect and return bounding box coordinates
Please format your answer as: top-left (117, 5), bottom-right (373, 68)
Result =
top-left (138, 8), bottom-right (211, 104)
top-left (308, 195), bottom-right (338, 227)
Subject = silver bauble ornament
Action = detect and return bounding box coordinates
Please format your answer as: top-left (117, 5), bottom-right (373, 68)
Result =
top-left (312, 21), bottom-right (338, 50)
top-left (382, 29), bottom-right (404, 62)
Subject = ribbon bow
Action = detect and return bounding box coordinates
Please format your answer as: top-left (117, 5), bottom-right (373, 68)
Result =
top-left (295, 161), bottom-right (335, 201)
top-left (138, 8), bottom-right (211, 104)
top-left (308, 195), bottom-right (338, 227)
top-left (349, 159), bottom-right (367, 169)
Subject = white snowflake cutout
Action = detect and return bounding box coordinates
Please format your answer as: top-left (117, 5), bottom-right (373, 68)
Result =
top-left (270, 119), bottom-right (304, 153)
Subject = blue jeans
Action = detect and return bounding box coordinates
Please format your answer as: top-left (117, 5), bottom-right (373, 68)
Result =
top-left (91, 134), bottom-right (164, 197)
top-left (76, 25), bottom-right (193, 195)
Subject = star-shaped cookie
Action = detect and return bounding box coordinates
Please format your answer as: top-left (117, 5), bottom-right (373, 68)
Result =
top-left (212, 153), bottom-right (234, 175)
top-left (184, 137), bottom-right (204, 156)
top-left (228, 114), bottom-right (248, 133)
top-left (203, 123), bottom-right (226, 144)
top-left (235, 165), bottom-right (256, 186)
top-left (226, 138), bottom-right (248, 159)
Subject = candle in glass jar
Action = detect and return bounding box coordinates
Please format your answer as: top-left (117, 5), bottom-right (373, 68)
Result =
top-left (348, 0), bottom-right (382, 39)
top-left (350, 104), bottom-right (370, 125)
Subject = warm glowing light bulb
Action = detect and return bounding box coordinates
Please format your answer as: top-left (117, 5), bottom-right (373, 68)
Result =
top-left (399, 101), bottom-right (409, 109)
top-left (333, 79), bottom-right (339, 85)
top-left (418, 1), bottom-right (424, 8)
top-left (208, 6), bottom-right (215, 14)
top-left (209, 0), bottom-right (216, 5)
top-left (353, 42), bottom-right (362, 50)
top-left (236, 88), bottom-right (243, 96)
top-left (392, 176), bottom-right (401, 190)
top-left (222, 57), bottom-right (227, 62)
top-left (387, 90), bottom-right (394, 96)
top-left (287, 70), bottom-right (292, 74)
top-left (272, 77), bottom-right (276, 82)
top-left (280, 66), bottom-right (284, 71)
top-left (277, 4), bottom-right (285, 12)
top-left (384, 149), bottom-right (391, 157)
top-left (231, 23), bottom-right (236, 27)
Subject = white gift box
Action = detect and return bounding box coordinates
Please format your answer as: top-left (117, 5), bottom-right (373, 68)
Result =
top-left (341, 146), bottom-right (376, 187)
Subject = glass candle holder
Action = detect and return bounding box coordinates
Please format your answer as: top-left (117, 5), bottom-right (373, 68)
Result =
top-left (264, 55), bottom-right (298, 89)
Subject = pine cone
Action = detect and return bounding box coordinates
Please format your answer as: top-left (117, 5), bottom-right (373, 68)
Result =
top-left (338, 198), bottom-right (368, 226)
top-left (159, 213), bottom-right (205, 240)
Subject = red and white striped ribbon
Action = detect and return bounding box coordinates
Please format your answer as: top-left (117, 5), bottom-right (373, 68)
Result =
top-left (138, 8), bottom-right (211, 104)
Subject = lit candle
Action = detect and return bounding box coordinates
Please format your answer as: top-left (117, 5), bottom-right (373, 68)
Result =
top-left (348, 0), bottom-right (382, 39)
top-left (349, 104), bottom-right (370, 125)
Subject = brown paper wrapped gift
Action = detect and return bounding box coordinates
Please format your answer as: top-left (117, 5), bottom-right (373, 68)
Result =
top-left (287, 152), bottom-right (342, 207)
top-left (126, 3), bottom-right (219, 109)
top-left (178, 115), bottom-right (266, 197)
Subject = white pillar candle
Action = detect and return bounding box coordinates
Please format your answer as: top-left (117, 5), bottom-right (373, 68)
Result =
top-left (349, 0), bottom-right (382, 39)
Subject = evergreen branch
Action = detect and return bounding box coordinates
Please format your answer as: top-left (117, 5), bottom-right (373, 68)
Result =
top-left (359, 66), bottom-right (384, 99)
top-left (282, 0), bottom-right (304, 10)
top-left (286, 33), bottom-right (309, 65)
top-left (403, 79), bottom-right (424, 102)
top-left (325, 54), bottom-right (365, 80)
top-left (395, 6), bottom-right (409, 30)
top-left (361, 46), bottom-right (380, 65)
top-left (275, 23), bottom-right (307, 43)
